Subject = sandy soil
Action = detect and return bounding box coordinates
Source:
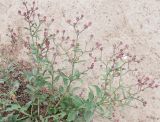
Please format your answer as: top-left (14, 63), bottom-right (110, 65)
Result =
top-left (0, 0), bottom-right (160, 122)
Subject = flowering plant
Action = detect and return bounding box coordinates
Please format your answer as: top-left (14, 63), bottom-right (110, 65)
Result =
top-left (0, 1), bottom-right (159, 122)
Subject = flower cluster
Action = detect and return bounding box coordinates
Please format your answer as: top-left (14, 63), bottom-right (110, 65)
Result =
top-left (0, 1), bottom-right (159, 122)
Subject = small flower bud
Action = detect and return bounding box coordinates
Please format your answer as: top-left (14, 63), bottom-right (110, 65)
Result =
top-left (71, 43), bottom-right (75, 47)
top-left (77, 30), bottom-right (79, 33)
top-left (145, 77), bottom-right (150, 81)
top-left (56, 30), bottom-right (59, 33)
top-left (120, 41), bottom-right (123, 45)
top-left (90, 63), bottom-right (94, 69)
top-left (13, 33), bottom-right (16, 36)
top-left (66, 36), bottom-right (70, 40)
top-left (100, 47), bottom-right (103, 51)
top-left (45, 39), bottom-right (50, 49)
top-left (94, 57), bottom-right (97, 62)
top-left (84, 24), bottom-right (88, 29)
top-left (67, 19), bottom-right (71, 23)
top-left (88, 22), bottom-right (92, 26)
top-left (51, 18), bottom-right (54, 22)
top-left (143, 101), bottom-right (147, 107)
top-left (37, 13), bottom-right (40, 17)
top-left (81, 14), bottom-right (84, 18)
top-left (125, 44), bottom-right (129, 49)
top-left (155, 84), bottom-right (159, 88)
top-left (73, 23), bottom-right (76, 26)
top-left (76, 17), bottom-right (79, 21)
top-left (31, 7), bottom-right (34, 11)
top-left (23, 12), bottom-right (27, 16)
top-left (72, 39), bottom-right (75, 42)
top-left (18, 10), bottom-right (21, 15)
top-left (89, 53), bottom-right (92, 57)
top-left (95, 42), bottom-right (102, 48)
top-left (44, 32), bottom-right (48, 37)
top-left (62, 30), bottom-right (65, 34)
top-left (43, 16), bottom-right (47, 21)
top-left (23, 2), bottom-right (27, 5)
top-left (90, 34), bottom-right (94, 38)
top-left (62, 36), bottom-right (64, 40)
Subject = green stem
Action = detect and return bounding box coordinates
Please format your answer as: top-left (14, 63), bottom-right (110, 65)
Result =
top-left (55, 26), bottom-right (79, 107)
top-left (37, 97), bottom-right (40, 117)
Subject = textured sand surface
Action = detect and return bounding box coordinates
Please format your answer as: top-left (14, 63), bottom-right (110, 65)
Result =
top-left (1, 0), bottom-right (160, 122)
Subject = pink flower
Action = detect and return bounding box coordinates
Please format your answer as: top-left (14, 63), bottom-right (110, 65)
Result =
top-left (90, 34), bottom-right (94, 38)
top-left (100, 47), bottom-right (103, 51)
top-left (81, 14), bottom-right (84, 19)
top-left (95, 42), bottom-right (102, 48)
top-left (76, 17), bottom-right (79, 21)
top-left (44, 32), bottom-right (48, 37)
top-left (45, 39), bottom-right (50, 49)
top-left (90, 63), bottom-right (94, 69)
top-left (67, 19), bottom-right (71, 24)
top-left (88, 22), bottom-right (92, 26)
top-left (89, 53), bottom-right (92, 57)
top-left (84, 24), bottom-right (88, 29)
top-left (56, 30), bottom-right (59, 33)
top-left (37, 13), bottom-right (40, 17)
top-left (66, 36), bottom-right (70, 40)
top-left (43, 16), bottom-right (47, 21)
top-left (62, 30), bottom-right (65, 34)
top-left (23, 2), bottom-right (27, 5)
top-left (51, 18), bottom-right (54, 22)
top-left (18, 10), bottom-right (21, 15)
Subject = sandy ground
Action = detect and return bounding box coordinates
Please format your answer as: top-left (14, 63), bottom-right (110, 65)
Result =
top-left (1, 0), bottom-right (160, 122)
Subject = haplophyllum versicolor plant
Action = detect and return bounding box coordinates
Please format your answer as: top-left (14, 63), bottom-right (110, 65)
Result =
top-left (0, 1), bottom-right (159, 122)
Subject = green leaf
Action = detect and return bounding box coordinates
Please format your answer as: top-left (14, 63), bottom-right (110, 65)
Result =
top-left (75, 117), bottom-right (85, 122)
top-left (40, 115), bottom-right (45, 122)
top-left (88, 88), bottom-right (94, 101)
top-left (59, 71), bottom-right (70, 86)
top-left (34, 75), bottom-right (47, 87)
top-left (11, 80), bottom-right (20, 92)
top-left (39, 94), bottom-right (48, 102)
top-left (24, 71), bottom-right (34, 81)
top-left (26, 84), bottom-right (35, 92)
top-left (67, 110), bottom-right (77, 121)
top-left (59, 86), bottom-right (64, 94)
top-left (45, 112), bottom-right (66, 121)
top-left (32, 68), bottom-right (38, 76)
top-left (8, 114), bottom-right (19, 122)
top-left (84, 101), bottom-right (95, 112)
top-left (48, 107), bottom-right (57, 114)
top-left (62, 76), bottom-right (69, 86)
top-left (84, 111), bottom-right (94, 122)
top-left (5, 104), bottom-right (21, 112)
top-left (71, 87), bottom-right (81, 93)
top-left (58, 112), bottom-right (66, 119)
top-left (32, 48), bottom-right (39, 55)
top-left (7, 63), bottom-right (16, 72)
top-left (91, 85), bottom-right (102, 97)
top-left (71, 95), bottom-right (83, 108)
top-left (55, 75), bottom-right (60, 82)
top-left (74, 70), bottom-right (80, 80)
top-left (78, 79), bottom-right (84, 83)
top-left (22, 101), bottom-right (32, 111)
